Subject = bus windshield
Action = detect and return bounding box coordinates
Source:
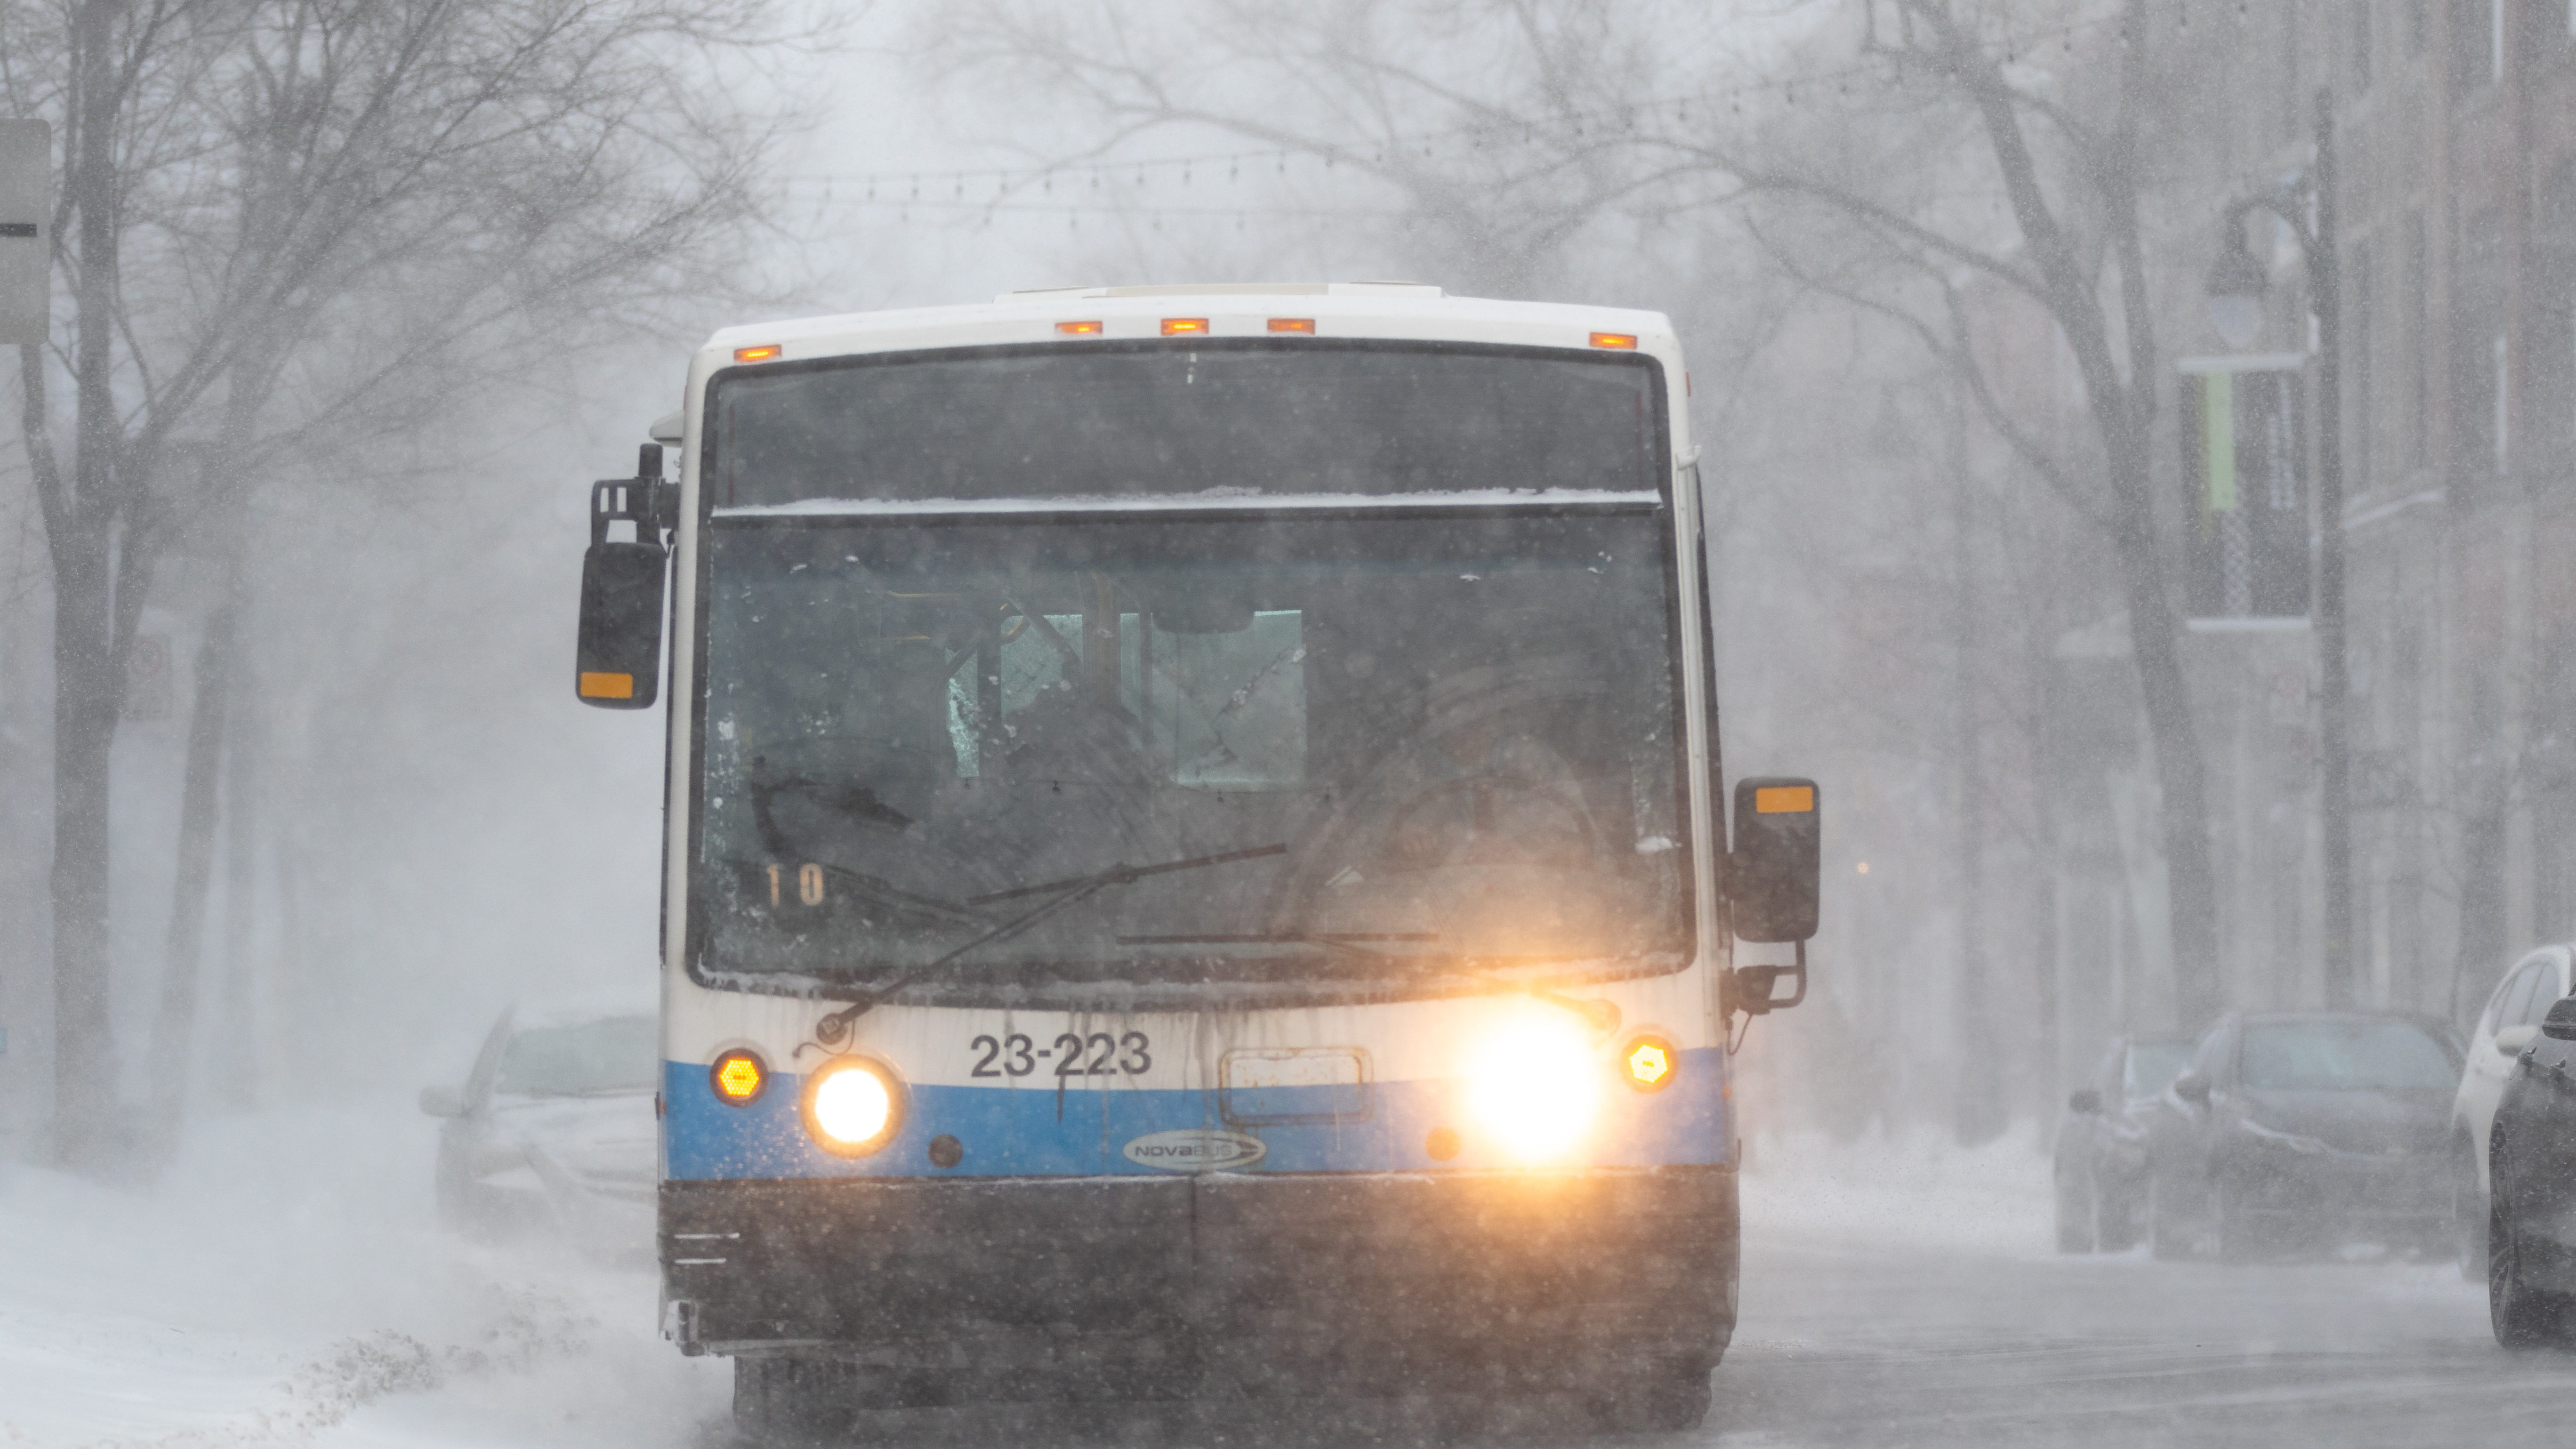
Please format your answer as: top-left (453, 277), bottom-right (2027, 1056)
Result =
top-left (689, 507), bottom-right (1691, 1006)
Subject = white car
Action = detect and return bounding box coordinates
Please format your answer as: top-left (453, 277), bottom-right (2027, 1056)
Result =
top-left (2452, 944), bottom-right (2575, 1276)
top-left (420, 997), bottom-right (659, 1254)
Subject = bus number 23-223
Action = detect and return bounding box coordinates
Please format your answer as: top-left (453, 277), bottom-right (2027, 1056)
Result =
top-left (969, 1032), bottom-right (1151, 1078)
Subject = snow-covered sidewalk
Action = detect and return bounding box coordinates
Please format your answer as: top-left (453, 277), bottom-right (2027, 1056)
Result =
top-left (0, 1101), bottom-right (723, 1449)
top-left (4, 1110), bottom-right (2073, 1447)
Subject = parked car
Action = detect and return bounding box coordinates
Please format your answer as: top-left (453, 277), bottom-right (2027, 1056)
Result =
top-left (2453, 946), bottom-right (2575, 1278)
top-left (2487, 995), bottom-right (2576, 1346)
top-left (419, 998), bottom-right (659, 1250)
top-left (2145, 1012), bottom-right (2461, 1261)
top-left (2054, 1032), bottom-right (2196, 1253)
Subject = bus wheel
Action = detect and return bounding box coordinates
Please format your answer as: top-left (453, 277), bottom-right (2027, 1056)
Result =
top-left (1586, 1363), bottom-right (1712, 1433)
top-left (734, 1356), bottom-right (860, 1444)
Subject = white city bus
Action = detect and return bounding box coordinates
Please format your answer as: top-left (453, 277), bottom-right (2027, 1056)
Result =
top-left (572, 282), bottom-right (1820, 1438)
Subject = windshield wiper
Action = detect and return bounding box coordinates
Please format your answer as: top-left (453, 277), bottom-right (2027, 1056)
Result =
top-left (811, 843), bottom-right (1288, 1043)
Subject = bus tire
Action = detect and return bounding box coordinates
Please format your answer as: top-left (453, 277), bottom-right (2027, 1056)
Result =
top-left (733, 1356), bottom-right (862, 1444)
top-left (1586, 1362), bottom-right (1712, 1433)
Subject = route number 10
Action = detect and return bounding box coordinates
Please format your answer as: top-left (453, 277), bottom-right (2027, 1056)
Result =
top-left (766, 863), bottom-right (826, 907)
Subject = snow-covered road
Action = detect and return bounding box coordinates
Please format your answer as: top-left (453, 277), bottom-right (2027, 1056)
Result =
top-left (10, 1113), bottom-right (2576, 1447)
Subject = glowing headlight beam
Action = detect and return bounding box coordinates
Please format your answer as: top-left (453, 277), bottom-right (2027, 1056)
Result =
top-left (1465, 1016), bottom-right (1602, 1161)
top-left (801, 1056), bottom-right (902, 1156)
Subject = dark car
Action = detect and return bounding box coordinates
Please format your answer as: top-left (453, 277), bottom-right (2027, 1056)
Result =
top-left (2055, 1033), bottom-right (2196, 1253)
top-left (419, 999), bottom-right (660, 1248)
top-left (2145, 1012), bottom-right (2461, 1261)
top-left (2487, 994), bottom-right (2576, 1346)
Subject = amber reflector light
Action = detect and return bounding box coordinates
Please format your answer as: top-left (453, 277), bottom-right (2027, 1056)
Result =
top-left (1588, 331), bottom-right (1637, 349)
top-left (733, 344), bottom-right (782, 363)
top-left (711, 1050), bottom-right (767, 1105)
top-left (1161, 317), bottom-right (1209, 335)
top-left (1268, 318), bottom-right (1316, 333)
top-left (1623, 1036), bottom-right (1677, 1092)
top-left (577, 671), bottom-right (635, 700)
top-left (1056, 320), bottom-right (1103, 334)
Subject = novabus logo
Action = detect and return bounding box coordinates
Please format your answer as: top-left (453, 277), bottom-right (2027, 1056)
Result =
top-left (1121, 1129), bottom-right (1267, 1172)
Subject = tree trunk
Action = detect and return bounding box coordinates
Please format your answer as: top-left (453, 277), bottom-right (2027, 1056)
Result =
top-left (2105, 444), bottom-right (2224, 1028)
top-left (47, 526), bottom-right (117, 1167)
top-left (45, 0), bottom-right (134, 1170)
top-left (148, 595), bottom-right (237, 1138)
top-left (1924, 0), bottom-right (2224, 1029)
top-left (211, 650), bottom-right (259, 1112)
top-left (1953, 402), bottom-right (2004, 1144)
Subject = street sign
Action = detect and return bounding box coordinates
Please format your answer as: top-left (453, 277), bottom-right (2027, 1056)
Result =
top-left (0, 119), bottom-right (48, 346)
top-left (2179, 354), bottom-right (2308, 621)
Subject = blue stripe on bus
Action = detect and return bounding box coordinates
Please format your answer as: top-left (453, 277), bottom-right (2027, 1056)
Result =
top-left (662, 1050), bottom-right (1731, 1180)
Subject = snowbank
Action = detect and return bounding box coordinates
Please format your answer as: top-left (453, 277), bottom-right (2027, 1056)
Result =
top-left (0, 1099), bottom-right (724, 1449)
top-left (1740, 1124), bottom-right (2059, 1260)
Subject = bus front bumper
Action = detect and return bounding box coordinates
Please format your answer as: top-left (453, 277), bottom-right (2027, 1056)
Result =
top-left (660, 1167), bottom-right (1737, 1398)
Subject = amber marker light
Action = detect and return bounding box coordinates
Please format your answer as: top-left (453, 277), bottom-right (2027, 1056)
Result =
top-left (802, 1055), bottom-right (903, 1156)
top-left (1161, 317), bottom-right (1209, 336)
top-left (710, 1049), bottom-right (767, 1105)
top-left (732, 343), bottom-right (783, 363)
top-left (1268, 317), bottom-right (1316, 333)
top-left (1589, 331), bottom-right (1638, 349)
top-left (577, 671), bottom-right (635, 701)
top-left (1623, 1035), bottom-right (1677, 1092)
top-left (1755, 783), bottom-right (1816, 814)
top-left (1056, 320), bottom-right (1103, 335)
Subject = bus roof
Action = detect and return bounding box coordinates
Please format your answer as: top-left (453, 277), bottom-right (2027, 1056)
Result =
top-left (700, 284), bottom-right (1682, 375)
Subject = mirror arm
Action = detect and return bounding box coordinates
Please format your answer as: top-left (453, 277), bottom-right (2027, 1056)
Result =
top-left (1726, 940), bottom-right (1808, 1019)
top-left (590, 443), bottom-right (675, 547)
top-left (1773, 939), bottom-right (1808, 1011)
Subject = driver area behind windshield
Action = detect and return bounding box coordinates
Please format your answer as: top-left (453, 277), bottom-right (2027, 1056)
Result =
top-left (691, 509), bottom-right (1689, 1005)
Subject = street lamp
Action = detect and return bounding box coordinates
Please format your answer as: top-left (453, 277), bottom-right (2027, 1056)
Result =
top-left (2204, 224), bottom-right (2268, 351)
top-left (2203, 87), bottom-right (2354, 1011)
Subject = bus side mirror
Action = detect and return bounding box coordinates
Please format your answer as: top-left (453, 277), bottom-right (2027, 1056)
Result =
top-left (1728, 777), bottom-right (1819, 942)
top-left (577, 446), bottom-right (673, 710)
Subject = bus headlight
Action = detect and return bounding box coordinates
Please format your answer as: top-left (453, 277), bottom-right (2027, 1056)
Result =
top-left (801, 1056), bottom-right (903, 1156)
top-left (1466, 1016), bottom-right (1600, 1160)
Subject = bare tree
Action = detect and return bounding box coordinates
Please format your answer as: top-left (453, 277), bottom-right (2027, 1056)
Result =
top-left (938, 0), bottom-right (2225, 1032)
top-left (1673, 0), bottom-right (2224, 1026)
top-left (6, 0), bottom-right (804, 1168)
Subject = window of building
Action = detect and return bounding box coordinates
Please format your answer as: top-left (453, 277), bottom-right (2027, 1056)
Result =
top-left (2453, 0), bottom-right (2501, 94)
top-left (2351, 239), bottom-right (2376, 491)
top-left (2544, 159), bottom-right (2576, 473)
top-left (2283, 6), bottom-right (2307, 142)
top-left (2407, 210), bottom-right (2429, 467)
top-left (2456, 208), bottom-right (2508, 484)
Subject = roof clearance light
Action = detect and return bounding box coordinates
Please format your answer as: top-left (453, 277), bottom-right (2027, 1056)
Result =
top-left (802, 1056), bottom-right (903, 1156)
top-left (733, 344), bottom-right (782, 363)
top-left (1161, 317), bottom-right (1209, 336)
top-left (1056, 320), bottom-right (1103, 335)
top-left (1268, 317), bottom-right (1316, 333)
top-left (710, 1050), bottom-right (767, 1105)
top-left (1623, 1035), bottom-right (1677, 1092)
top-left (1589, 332), bottom-right (1638, 349)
